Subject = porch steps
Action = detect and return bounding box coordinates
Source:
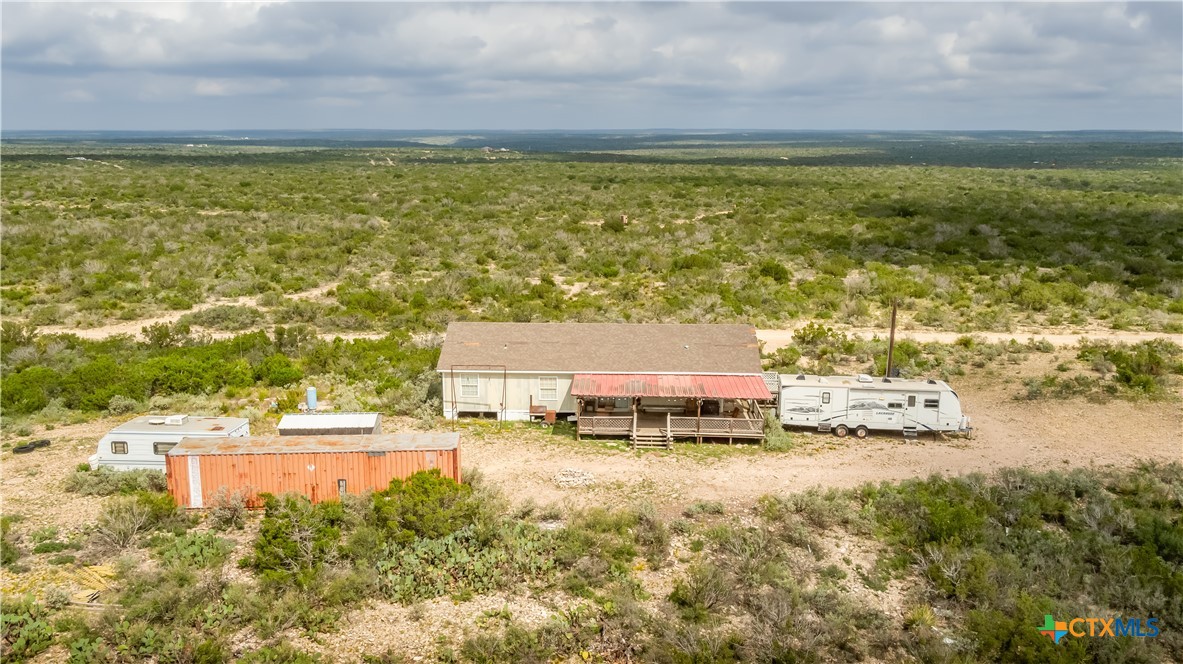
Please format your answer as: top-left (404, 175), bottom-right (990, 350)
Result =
top-left (631, 428), bottom-right (672, 449)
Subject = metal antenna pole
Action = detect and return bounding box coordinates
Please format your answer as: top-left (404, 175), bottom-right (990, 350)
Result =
top-left (886, 299), bottom-right (898, 378)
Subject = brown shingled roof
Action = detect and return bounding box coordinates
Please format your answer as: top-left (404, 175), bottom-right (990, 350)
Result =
top-left (436, 322), bottom-right (761, 374)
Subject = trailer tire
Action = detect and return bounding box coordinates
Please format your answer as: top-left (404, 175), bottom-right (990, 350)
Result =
top-left (854, 426), bottom-right (869, 439)
top-left (834, 425), bottom-right (849, 438)
top-left (12, 444), bottom-right (37, 454)
top-left (31, 439), bottom-right (51, 448)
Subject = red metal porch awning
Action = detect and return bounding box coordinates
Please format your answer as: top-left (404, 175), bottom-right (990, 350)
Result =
top-left (570, 374), bottom-right (772, 399)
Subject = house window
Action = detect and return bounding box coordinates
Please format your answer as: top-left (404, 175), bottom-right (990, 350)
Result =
top-left (907, 396), bottom-right (916, 408)
top-left (924, 398), bottom-right (940, 409)
top-left (539, 376), bottom-right (558, 401)
top-left (153, 442), bottom-right (176, 455)
top-left (338, 479), bottom-right (347, 497)
top-left (460, 374), bottom-right (479, 398)
top-left (111, 441), bottom-right (128, 455)
top-left (821, 392), bottom-right (830, 405)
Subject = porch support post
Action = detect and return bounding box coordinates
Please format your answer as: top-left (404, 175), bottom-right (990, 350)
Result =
top-left (696, 399), bottom-right (702, 444)
top-left (576, 398), bottom-right (583, 440)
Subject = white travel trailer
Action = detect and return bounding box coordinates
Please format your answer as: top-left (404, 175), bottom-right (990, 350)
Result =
top-left (88, 414), bottom-right (250, 471)
top-left (778, 374), bottom-right (971, 438)
top-left (277, 412), bottom-right (382, 436)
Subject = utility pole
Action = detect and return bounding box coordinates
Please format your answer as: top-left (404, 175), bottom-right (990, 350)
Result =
top-left (885, 299), bottom-right (898, 378)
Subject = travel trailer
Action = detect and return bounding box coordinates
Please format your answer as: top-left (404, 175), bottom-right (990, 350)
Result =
top-left (777, 374), bottom-right (971, 438)
top-left (88, 414), bottom-right (250, 471)
top-left (277, 412), bottom-right (383, 436)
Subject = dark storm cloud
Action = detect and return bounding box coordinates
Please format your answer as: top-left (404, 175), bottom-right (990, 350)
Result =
top-left (1, 2), bottom-right (1179, 130)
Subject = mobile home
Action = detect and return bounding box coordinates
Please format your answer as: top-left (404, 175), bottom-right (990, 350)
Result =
top-left (437, 322), bottom-right (774, 444)
top-left (277, 412), bottom-right (382, 436)
top-left (778, 374), bottom-right (971, 438)
top-left (88, 414), bottom-right (250, 471)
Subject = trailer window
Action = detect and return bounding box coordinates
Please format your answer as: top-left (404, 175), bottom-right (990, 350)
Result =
top-left (539, 376), bottom-right (558, 401)
top-left (907, 396), bottom-right (916, 408)
top-left (924, 398), bottom-right (940, 409)
top-left (111, 441), bottom-right (128, 454)
top-left (887, 402), bottom-right (903, 410)
top-left (459, 374), bottom-right (479, 398)
top-left (821, 392), bottom-right (830, 404)
top-left (153, 442), bottom-right (176, 455)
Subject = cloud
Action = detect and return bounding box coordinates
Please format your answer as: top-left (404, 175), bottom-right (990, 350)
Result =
top-left (1, 2), bottom-right (1178, 129)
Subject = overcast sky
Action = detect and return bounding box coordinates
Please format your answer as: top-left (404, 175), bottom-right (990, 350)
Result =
top-left (2, 2), bottom-right (1180, 131)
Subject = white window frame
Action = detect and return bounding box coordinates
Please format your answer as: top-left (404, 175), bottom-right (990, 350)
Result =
top-left (538, 376), bottom-right (558, 401)
top-left (111, 441), bottom-right (128, 455)
top-left (459, 374), bottom-right (479, 398)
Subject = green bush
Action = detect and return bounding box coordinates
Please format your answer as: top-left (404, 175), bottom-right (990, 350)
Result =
top-left (107, 394), bottom-right (141, 415)
top-left (370, 470), bottom-right (483, 546)
top-left (250, 494), bottom-right (345, 586)
top-left (154, 532), bottom-right (233, 568)
top-left (1, 515), bottom-right (22, 568)
top-left (668, 562), bottom-right (734, 623)
top-left (682, 501), bottom-right (725, 518)
top-left (375, 522), bottom-right (557, 603)
top-left (93, 492), bottom-right (184, 549)
top-left (238, 643), bottom-right (323, 663)
top-left (65, 467), bottom-right (168, 495)
top-left (0, 595), bottom-right (55, 663)
top-left (255, 354), bottom-right (303, 387)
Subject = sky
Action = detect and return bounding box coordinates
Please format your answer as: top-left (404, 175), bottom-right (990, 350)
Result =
top-left (2, 1), bottom-right (1180, 131)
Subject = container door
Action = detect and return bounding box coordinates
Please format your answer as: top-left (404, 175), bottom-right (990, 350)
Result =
top-left (188, 456), bottom-right (203, 509)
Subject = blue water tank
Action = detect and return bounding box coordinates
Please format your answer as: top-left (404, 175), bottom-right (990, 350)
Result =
top-left (306, 386), bottom-right (317, 411)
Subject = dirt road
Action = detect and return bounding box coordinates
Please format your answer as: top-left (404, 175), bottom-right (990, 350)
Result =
top-left (756, 324), bottom-right (1180, 352)
top-left (25, 306), bottom-right (1180, 349)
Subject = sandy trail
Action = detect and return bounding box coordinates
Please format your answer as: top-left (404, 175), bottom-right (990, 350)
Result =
top-left (26, 306), bottom-right (1180, 349)
top-left (32, 282), bottom-right (343, 341)
top-left (756, 324), bottom-right (1180, 352)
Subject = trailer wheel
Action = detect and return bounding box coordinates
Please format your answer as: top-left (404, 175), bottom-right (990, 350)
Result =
top-left (854, 426), bottom-right (869, 439)
top-left (834, 425), bottom-right (849, 438)
top-left (12, 444), bottom-right (36, 454)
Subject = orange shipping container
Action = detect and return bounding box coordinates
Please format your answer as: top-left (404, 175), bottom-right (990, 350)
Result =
top-left (165, 432), bottom-right (461, 508)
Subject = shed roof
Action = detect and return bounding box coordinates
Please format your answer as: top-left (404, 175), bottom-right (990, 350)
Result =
top-left (277, 412), bottom-right (381, 432)
top-left (437, 323), bottom-right (761, 374)
top-left (110, 415), bottom-right (249, 436)
top-left (571, 374), bottom-right (773, 399)
top-left (168, 433), bottom-right (459, 456)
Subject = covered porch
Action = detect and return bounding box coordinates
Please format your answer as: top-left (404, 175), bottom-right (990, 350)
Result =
top-left (572, 374), bottom-right (770, 448)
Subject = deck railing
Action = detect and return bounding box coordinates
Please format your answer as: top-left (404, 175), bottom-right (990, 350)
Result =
top-left (577, 415), bottom-right (633, 436)
top-left (580, 414), bottom-right (764, 439)
top-left (670, 416), bottom-right (764, 437)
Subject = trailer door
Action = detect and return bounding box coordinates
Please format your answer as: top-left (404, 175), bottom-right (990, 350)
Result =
top-left (904, 393), bottom-right (918, 427)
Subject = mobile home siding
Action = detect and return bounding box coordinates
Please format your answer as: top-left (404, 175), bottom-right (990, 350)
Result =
top-left (166, 442), bottom-right (461, 508)
top-left (443, 372), bottom-right (576, 420)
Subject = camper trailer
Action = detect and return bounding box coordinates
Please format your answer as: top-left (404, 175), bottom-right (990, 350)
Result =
top-left (778, 374), bottom-right (970, 438)
top-left (88, 414), bottom-right (250, 471)
top-left (277, 412), bottom-right (382, 436)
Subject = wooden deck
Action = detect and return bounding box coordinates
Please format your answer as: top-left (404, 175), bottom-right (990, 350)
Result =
top-left (577, 411), bottom-right (765, 448)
